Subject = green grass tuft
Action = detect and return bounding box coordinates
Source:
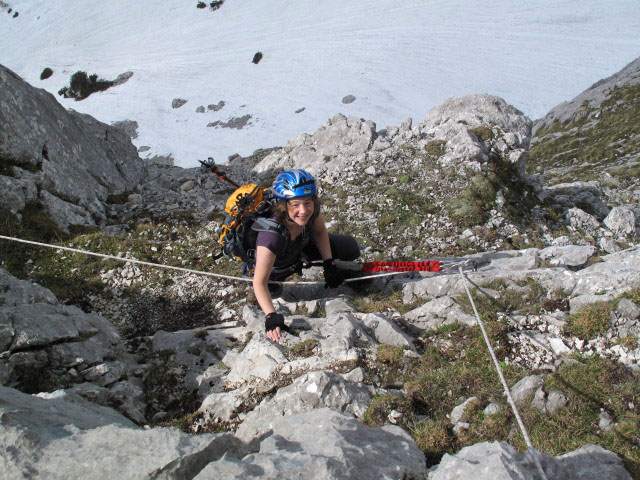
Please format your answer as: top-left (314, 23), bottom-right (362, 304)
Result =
top-left (564, 302), bottom-right (611, 340)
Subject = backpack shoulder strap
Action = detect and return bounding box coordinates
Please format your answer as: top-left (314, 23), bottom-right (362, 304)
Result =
top-left (251, 217), bottom-right (288, 237)
top-left (247, 217), bottom-right (290, 259)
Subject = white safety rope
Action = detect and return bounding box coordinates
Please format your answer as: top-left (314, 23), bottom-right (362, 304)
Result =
top-left (458, 266), bottom-right (549, 480)
top-left (0, 234), bottom-right (444, 284)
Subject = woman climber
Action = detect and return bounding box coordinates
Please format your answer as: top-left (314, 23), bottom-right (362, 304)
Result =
top-left (252, 169), bottom-right (360, 343)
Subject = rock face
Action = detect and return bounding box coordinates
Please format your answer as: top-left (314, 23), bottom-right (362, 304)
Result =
top-left (419, 94), bottom-right (532, 174)
top-left (1, 58), bottom-right (639, 479)
top-left (0, 387), bottom-right (426, 480)
top-left (0, 64), bottom-right (145, 230)
top-left (529, 56), bottom-right (640, 213)
top-left (0, 267), bottom-right (144, 422)
top-left (255, 113), bottom-right (376, 174)
top-left (428, 441), bottom-right (631, 480)
top-left (255, 94), bottom-right (530, 178)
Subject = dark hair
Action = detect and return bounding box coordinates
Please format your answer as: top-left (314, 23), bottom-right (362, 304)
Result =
top-left (273, 195), bottom-right (321, 224)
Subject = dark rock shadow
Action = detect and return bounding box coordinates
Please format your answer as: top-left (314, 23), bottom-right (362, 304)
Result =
top-left (119, 293), bottom-right (219, 339)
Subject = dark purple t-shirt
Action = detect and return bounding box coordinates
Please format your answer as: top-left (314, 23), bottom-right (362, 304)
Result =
top-left (256, 218), bottom-right (312, 268)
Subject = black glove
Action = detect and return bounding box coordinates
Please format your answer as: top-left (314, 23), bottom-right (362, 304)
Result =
top-left (323, 258), bottom-right (345, 289)
top-left (265, 312), bottom-right (285, 332)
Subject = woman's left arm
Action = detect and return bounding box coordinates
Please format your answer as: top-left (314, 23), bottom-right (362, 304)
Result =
top-left (312, 213), bottom-right (332, 260)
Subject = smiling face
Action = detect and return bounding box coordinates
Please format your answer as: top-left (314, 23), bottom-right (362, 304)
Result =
top-left (286, 196), bottom-right (315, 226)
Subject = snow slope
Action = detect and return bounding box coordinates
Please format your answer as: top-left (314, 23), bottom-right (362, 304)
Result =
top-left (1, 0), bottom-right (639, 167)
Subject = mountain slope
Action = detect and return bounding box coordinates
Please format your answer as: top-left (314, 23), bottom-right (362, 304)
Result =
top-left (2, 0), bottom-right (639, 167)
top-left (529, 57), bottom-right (640, 206)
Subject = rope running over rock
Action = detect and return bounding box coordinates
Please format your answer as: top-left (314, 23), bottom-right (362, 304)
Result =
top-left (0, 235), bottom-right (468, 284)
top-left (458, 265), bottom-right (549, 480)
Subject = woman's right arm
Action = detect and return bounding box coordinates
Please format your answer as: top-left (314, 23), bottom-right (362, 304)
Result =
top-left (253, 245), bottom-right (282, 342)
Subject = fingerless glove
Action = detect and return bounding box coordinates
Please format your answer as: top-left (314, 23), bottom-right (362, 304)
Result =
top-left (323, 258), bottom-right (345, 289)
top-left (265, 312), bottom-right (285, 332)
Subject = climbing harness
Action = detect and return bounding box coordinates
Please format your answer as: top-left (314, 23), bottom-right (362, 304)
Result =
top-left (458, 266), bottom-right (549, 480)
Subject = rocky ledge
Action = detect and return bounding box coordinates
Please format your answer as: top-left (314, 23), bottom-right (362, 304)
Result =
top-left (2, 242), bottom-right (639, 478)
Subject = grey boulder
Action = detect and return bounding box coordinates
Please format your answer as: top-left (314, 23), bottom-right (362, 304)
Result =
top-left (428, 441), bottom-right (630, 480)
top-left (198, 408), bottom-right (426, 480)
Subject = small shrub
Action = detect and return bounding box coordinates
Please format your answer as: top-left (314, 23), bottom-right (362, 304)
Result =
top-left (252, 52), bottom-right (263, 64)
top-left (196, 1), bottom-right (206, 8)
top-left (288, 338), bottom-right (318, 359)
top-left (186, 345), bottom-right (201, 356)
top-left (353, 290), bottom-right (424, 315)
top-left (194, 329), bottom-right (208, 339)
top-left (564, 302), bottom-right (611, 340)
top-left (424, 140), bottom-right (446, 157)
top-left (469, 125), bottom-right (494, 142)
top-left (412, 421), bottom-right (455, 465)
top-left (620, 288), bottom-right (640, 305)
top-left (376, 344), bottom-right (404, 367)
top-left (106, 190), bottom-right (132, 205)
top-left (40, 67), bottom-right (53, 80)
top-left (58, 71), bottom-right (115, 101)
top-left (617, 335), bottom-right (638, 350)
top-left (210, 1), bottom-right (224, 11)
top-left (363, 394), bottom-right (402, 427)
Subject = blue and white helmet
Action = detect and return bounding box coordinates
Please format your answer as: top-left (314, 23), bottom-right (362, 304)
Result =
top-left (272, 169), bottom-right (317, 199)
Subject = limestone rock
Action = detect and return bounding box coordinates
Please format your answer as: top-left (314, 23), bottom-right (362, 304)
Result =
top-left (483, 403), bottom-right (502, 416)
top-left (617, 299), bottom-right (640, 320)
top-left (571, 245), bottom-right (640, 298)
top-left (420, 94), bottom-right (532, 173)
top-left (566, 207), bottom-right (602, 237)
top-left (404, 297), bottom-right (475, 331)
top-left (255, 113), bottom-right (376, 173)
top-left (127, 193), bottom-right (142, 204)
top-left (0, 175), bottom-right (37, 214)
top-left (510, 375), bottom-right (543, 405)
top-left (172, 98), bottom-right (187, 108)
top-left (546, 390), bottom-right (569, 415)
top-left (539, 245), bottom-right (596, 268)
top-left (211, 408), bottom-right (426, 480)
top-left (450, 396), bottom-right (479, 425)
top-left (604, 206), bottom-right (637, 239)
top-left (0, 385), bottom-right (243, 480)
top-left (2, 386), bottom-right (426, 480)
top-left (235, 370), bottom-right (375, 441)
top-left (360, 312), bottom-right (415, 348)
top-left (541, 182), bottom-right (610, 220)
top-left (325, 297), bottom-right (357, 317)
top-left (598, 410), bottom-right (616, 432)
top-left (222, 335), bottom-right (288, 386)
top-left (428, 441), bottom-right (631, 479)
top-left (151, 327), bottom-right (230, 395)
top-left (0, 65), bottom-right (144, 230)
top-left (111, 119), bottom-right (138, 139)
top-left (199, 385), bottom-right (254, 422)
